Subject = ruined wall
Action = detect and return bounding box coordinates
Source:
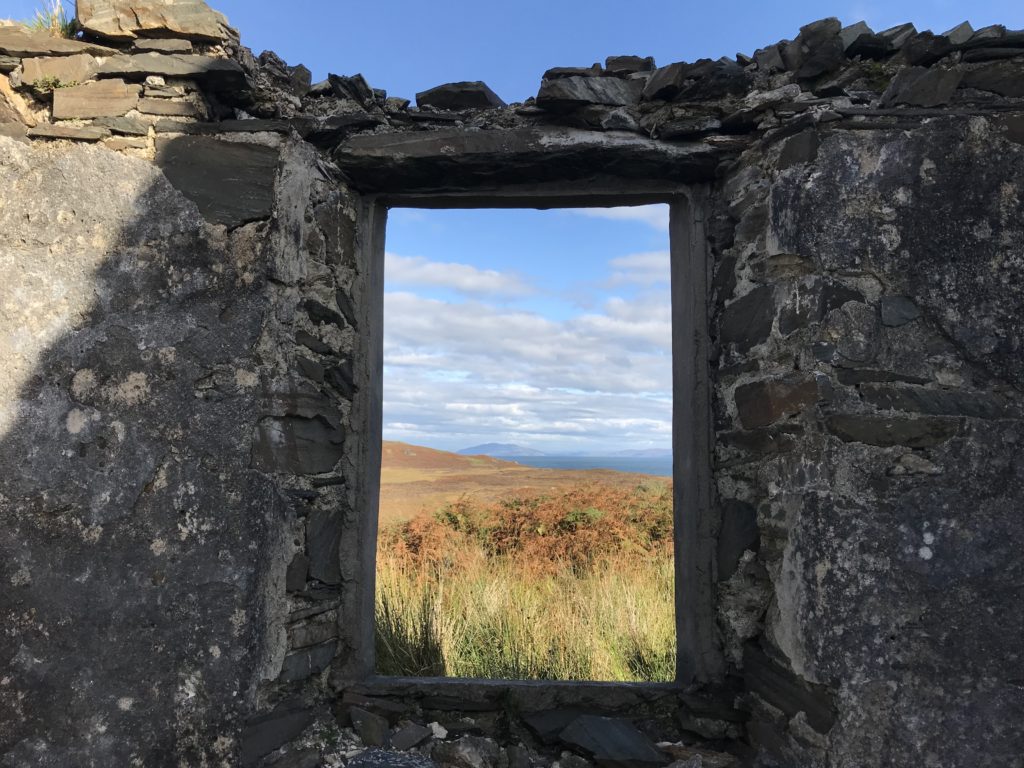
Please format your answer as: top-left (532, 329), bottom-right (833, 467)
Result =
top-left (2, 3), bottom-right (1024, 767)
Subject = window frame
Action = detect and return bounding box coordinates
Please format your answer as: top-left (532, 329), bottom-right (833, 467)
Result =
top-left (340, 186), bottom-right (720, 689)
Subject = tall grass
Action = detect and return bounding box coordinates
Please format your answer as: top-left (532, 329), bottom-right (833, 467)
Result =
top-left (25, 0), bottom-right (77, 38)
top-left (375, 484), bottom-right (676, 682)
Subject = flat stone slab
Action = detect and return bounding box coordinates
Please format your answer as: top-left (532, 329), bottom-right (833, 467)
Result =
top-left (0, 25), bottom-right (117, 57)
top-left (52, 79), bottom-right (141, 119)
top-left (21, 53), bottom-right (98, 86)
top-left (558, 715), bottom-right (668, 768)
top-left (155, 136), bottom-right (280, 227)
top-left (76, 0), bottom-right (231, 41)
top-left (537, 75), bottom-right (643, 111)
top-left (26, 123), bottom-right (110, 141)
top-left (335, 127), bottom-right (723, 192)
top-left (97, 53), bottom-right (246, 90)
top-left (416, 81), bottom-right (506, 110)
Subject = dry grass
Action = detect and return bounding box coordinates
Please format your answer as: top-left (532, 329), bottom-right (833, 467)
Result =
top-left (376, 483), bottom-right (676, 682)
top-left (25, 0), bottom-right (77, 38)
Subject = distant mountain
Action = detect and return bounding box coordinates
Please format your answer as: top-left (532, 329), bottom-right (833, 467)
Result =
top-left (458, 443), bottom-right (547, 457)
top-left (612, 448), bottom-right (673, 458)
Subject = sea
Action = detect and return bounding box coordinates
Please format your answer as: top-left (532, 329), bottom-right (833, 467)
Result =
top-left (504, 455), bottom-right (673, 478)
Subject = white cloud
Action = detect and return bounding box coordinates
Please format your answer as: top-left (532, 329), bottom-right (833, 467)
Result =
top-left (385, 252), bottom-right (533, 297)
top-left (573, 204), bottom-right (670, 232)
top-left (382, 289), bottom-right (672, 452)
top-left (608, 250), bottom-right (671, 286)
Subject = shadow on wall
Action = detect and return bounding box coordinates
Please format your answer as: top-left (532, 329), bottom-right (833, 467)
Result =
top-left (0, 134), bottom-right (296, 766)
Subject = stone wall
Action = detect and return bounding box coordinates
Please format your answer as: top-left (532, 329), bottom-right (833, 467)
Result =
top-left (1, 2), bottom-right (1023, 767)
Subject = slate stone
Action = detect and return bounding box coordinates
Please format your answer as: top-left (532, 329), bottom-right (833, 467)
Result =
top-left (285, 553), bottom-right (309, 592)
top-left (719, 286), bottom-right (775, 352)
top-left (296, 330), bottom-right (333, 355)
top-left (658, 115), bottom-right (721, 140)
top-left (0, 55), bottom-right (19, 73)
top-left (137, 97), bottom-right (203, 117)
top-left (734, 375), bottom-right (821, 429)
top-left (21, 54), bottom-right (98, 87)
top-left (962, 28), bottom-right (1024, 50)
top-left (605, 55), bottom-right (655, 75)
top-left (524, 709), bottom-right (585, 745)
top-left (307, 508), bottom-right (342, 584)
top-left (94, 115), bottom-right (149, 135)
top-left (416, 81), bottom-right (506, 110)
top-left (432, 736), bottom-right (502, 768)
top-left (52, 79), bottom-right (142, 119)
top-left (250, 416), bottom-right (346, 475)
top-left (839, 21), bottom-right (873, 51)
top-left (943, 21), bottom-right (975, 46)
top-left (880, 67), bottom-right (962, 107)
top-left (26, 123), bottom-right (110, 141)
top-left (901, 32), bottom-right (955, 66)
top-left (543, 64), bottom-right (602, 80)
top-left (962, 47), bottom-right (1024, 62)
top-left (326, 361), bottom-right (356, 399)
top-left (266, 749), bottom-right (323, 768)
top-left (76, 0), bottom-right (231, 41)
top-left (304, 112), bottom-right (386, 147)
top-left (279, 641), bottom-right (336, 682)
top-left (391, 723), bottom-right (433, 751)
top-left (776, 129), bottom-right (820, 170)
top-left (351, 707), bottom-right (391, 747)
top-left (642, 59), bottom-right (751, 102)
top-left (0, 121), bottom-right (28, 143)
top-left (0, 25), bottom-right (117, 57)
top-left (537, 75), bottom-right (642, 111)
top-left (960, 61), bottom-right (1024, 97)
top-left (860, 383), bottom-right (1014, 419)
top-left (328, 73), bottom-right (375, 107)
top-left (880, 295), bottom-right (921, 326)
top-left (835, 368), bottom-right (928, 386)
top-left (794, 19), bottom-right (845, 80)
top-left (825, 414), bottom-right (961, 447)
top-left (97, 53), bottom-right (247, 91)
top-left (753, 45), bottom-right (785, 73)
top-left (155, 136), bottom-right (279, 227)
top-left (304, 298), bottom-right (347, 328)
top-left (879, 23), bottom-right (917, 50)
top-left (349, 749), bottom-right (437, 768)
top-left (240, 705), bottom-right (316, 767)
top-left (133, 38), bottom-right (194, 52)
top-left (742, 643), bottom-right (837, 735)
top-left (334, 289), bottom-right (357, 328)
top-left (558, 715), bottom-right (667, 768)
top-left (717, 500), bottom-right (760, 581)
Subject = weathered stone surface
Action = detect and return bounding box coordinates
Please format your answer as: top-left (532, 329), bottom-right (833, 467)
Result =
top-left (76, 0), bottom-right (232, 41)
top-left (307, 508), bottom-right (343, 584)
top-left (943, 21), bottom-right (975, 46)
top-left (0, 25), bottom-right (116, 56)
top-left (335, 128), bottom-right (723, 192)
top-left (717, 500), bottom-right (759, 580)
top-left (793, 18), bottom-right (845, 80)
top-left (742, 644), bottom-right (836, 734)
top-left (155, 136), bottom-right (280, 227)
top-left (350, 749), bottom-right (438, 768)
top-left (879, 22), bottom-right (917, 50)
top-left (860, 383), bottom-right (1015, 419)
top-left (279, 641), bottom-right (336, 682)
top-left (642, 59), bottom-right (751, 102)
top-left (879, 295), bottom-right (921, 326)
top-left (537, 76), bottom-right (642, 111)
top-left (137, 96), bottom-right (203, 116)
top-left (351, 707), bottom-right (391, 747)
top-left (26, 123), bottom-right (110, 140)
top-left (719, 286), bottom-right (775, 352)
top-left (240, 706), bottom-right (316, 767)
top-left (558, 716), bottom-right (667, 768)
top-left (391, 723), bottom-right (433, 751)
top-left (776, 129), bottom-right (819, 169)
top-left (52, 79), bottom-right (141, 119)
top-left (880, 66), bottom-right (962, 107)
top-left (960, 60), bottom-right (1024, 97)
top-left (543, 64), bottom-right (603, 80)
top-left (0, 54), bottom-right (19, 73)
top-left (21, 53), bottom-right (98, 86)
top-left (97, 53), bottom-right (246, 90)
top-left (104, 135), bottom-right (148, 150)
top-left (524, 710), bottom-right (585, 745)
top-left (416, 81), bottom-right (506, 110)
top-left (734, 375), bottom-right (820, 429)
top-left (901, 33), bottom-right (955, 66)
top-left (251, 416), bottom-right (346, 474)
top-left (433, 736), bottom-right (502, 768)
top-left (604, 55), bottom-right (655, 75)
top-left (286, 552), bottom-right (309, 592)
top-left (133, 37), bottom-right (194, 52)
top-left (94, 114), bottom-right (149, 134)
top-left (824, 414), bottom-right (961, 447)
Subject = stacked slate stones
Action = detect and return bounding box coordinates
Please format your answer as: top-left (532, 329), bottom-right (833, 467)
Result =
top-left (3, 10), bottom-right (1023, 159)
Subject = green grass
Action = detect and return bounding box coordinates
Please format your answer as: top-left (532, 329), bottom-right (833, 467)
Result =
top-left (24, 0), bottom-right (77, 38)
top-left (375, 484), bottom-right (676, 682)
